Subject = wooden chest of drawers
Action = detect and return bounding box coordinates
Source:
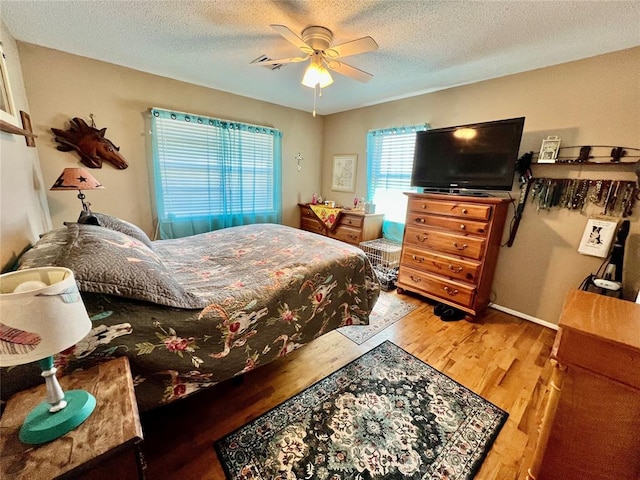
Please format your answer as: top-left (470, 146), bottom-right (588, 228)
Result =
top-left (298, 204), bottom-right (384, 246)
top-left (527, 290), bottom-right (640, 480)
top-left (396, 193), bottom-right (511, 320)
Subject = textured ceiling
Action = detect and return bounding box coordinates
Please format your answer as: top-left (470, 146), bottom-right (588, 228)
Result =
top-left (2, 0), bottom-right (639, 115)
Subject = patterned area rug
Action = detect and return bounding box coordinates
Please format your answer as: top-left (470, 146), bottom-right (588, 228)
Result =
top-left (338, 291), bottom-right (418, 344)
top-left (215, 341), bottom-right (508, 480)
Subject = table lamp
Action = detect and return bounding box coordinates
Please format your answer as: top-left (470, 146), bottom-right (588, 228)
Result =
top-left (0, 267), bottom-right (95, 444)
top-left (50, 167), bottom-right (104, 213)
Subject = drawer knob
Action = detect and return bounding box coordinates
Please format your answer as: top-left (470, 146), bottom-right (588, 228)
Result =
top-left (443, 286), bottom-right (459, 296)
top-left (453, 242), bottom-right (468, 251)
top-left (416, 217), bottom-right (425, 223)
top-left (412, 255), bottom-right (425, 263)
top-left (448, 265), bottom-right (463, 273)
top-left (461, 208), bottom-right (468, 214)
top-left (416, 234), bottom-right (428, 242)
top-left (410, 275), bottom-right (422, 283)
top-left (460, 224), bottom-right (466, 230)
top-left (347, 220), bottom-right (352, 224)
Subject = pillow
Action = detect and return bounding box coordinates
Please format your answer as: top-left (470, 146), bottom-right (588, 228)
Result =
top-left (17, 227), bottom-right (70, 267)
top-left (19, 224), bottom-right (206, 309)
top-left (77, 211), bottom-right (154, 249)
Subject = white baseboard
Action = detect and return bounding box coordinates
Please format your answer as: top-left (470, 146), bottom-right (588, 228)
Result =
top-left (489, 303), bottom-right (559, 331)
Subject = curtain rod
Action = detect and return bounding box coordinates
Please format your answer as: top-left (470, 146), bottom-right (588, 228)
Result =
top-left (149, 107), bottom-right (277, 131)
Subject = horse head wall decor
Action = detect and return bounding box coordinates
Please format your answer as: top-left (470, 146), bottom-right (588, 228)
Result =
top-left (51, 117), bottom-right (128, 169)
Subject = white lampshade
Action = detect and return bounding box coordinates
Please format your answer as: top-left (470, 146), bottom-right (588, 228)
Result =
top-left (0, 267), bottom-right (92, 367)
top-left (302, 58), bottom-right (333, 88)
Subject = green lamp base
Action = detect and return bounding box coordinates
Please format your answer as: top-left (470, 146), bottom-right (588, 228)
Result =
top-left (19, 390), bottom-right (96, 444)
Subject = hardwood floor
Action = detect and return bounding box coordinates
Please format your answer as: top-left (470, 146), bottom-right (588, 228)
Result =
top-left (141, 290), bottom-right (557, 479)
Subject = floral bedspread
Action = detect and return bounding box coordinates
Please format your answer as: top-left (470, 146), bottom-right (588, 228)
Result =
top-left (1, 224), bottom-right (380, 412)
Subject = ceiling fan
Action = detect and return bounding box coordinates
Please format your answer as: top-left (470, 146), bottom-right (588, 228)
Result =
top-left (253, 24), bottom-right (378, 87)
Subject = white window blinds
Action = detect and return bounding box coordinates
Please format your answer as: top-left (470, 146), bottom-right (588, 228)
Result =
top-left (366, 125), bottom-right (429, 223)
top-left (151, 108), bottom-right (282, 238)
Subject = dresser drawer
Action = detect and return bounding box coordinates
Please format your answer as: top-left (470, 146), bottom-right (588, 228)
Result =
top-left (404, 226), bottom-right (486, 260)
top-left (406, 213), bottom-right (489, 236)
top-left (329, 226), bottom-right (361, 245)
top-left (301, 217), bottom-right (326, 235)
top-left (397, 267), bottom-right (476, 308)
top-left (408, 197), bottom-right (492, 221)
top-left (337, 213), bottom-right (363, 229)
top-left (401, 246), bottom-right (481, 284)
top-left (299, 205), bottom-right (316, 219)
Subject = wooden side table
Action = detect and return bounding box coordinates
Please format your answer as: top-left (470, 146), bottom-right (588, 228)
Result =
top-left (0, 357), bottom-right (144, 479)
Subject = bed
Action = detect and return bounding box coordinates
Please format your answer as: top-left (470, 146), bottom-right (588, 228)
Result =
top-left (1, 215), bottom-right (380, 411)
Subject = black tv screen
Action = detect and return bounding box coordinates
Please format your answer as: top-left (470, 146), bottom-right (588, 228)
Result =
top-left (411, 117), bottom-right (525, 192)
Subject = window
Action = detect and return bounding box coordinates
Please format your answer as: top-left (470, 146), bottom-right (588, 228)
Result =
top-left (151, 108), bottom-right (282, 239)
top-left (366, 125), bottom-right (428, 241)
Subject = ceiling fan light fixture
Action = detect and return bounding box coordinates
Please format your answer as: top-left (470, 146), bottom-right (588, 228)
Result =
top-left (301, 59), bottom-right (333, 88)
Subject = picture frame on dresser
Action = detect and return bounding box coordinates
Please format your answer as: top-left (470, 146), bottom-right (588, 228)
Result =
top-left (0, 42), bottom-right (19, 127)
top-left (331, 154), bottom-right (357, 192)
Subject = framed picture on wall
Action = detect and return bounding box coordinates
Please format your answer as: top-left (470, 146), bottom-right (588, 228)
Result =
top-left (578, 218), bottom-right (618, 258)
top-left (331, 154), bottom-right (357, 192)
top-left (0, 42), bottom-right (19, 127)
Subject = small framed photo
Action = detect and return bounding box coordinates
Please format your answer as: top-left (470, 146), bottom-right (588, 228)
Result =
top-left (331, 154), bottom-right (357, 192)
top-left (538, 136), bottom-right (561, 163)
top-left (578, 218), bottom-right (618, 258)
top-left (0, 42), bottom-right (19, 127)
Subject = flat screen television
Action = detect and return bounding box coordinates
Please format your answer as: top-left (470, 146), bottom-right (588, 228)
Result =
top-left (411, 117), bottom-right (525, 192)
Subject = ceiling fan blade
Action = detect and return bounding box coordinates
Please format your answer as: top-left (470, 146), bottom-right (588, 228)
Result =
top-left (270, 24), bottom-right (314, 54)
top-left (325, 36), bottom-right (378, 59)
top-left (251, 56), bottom-right (308, 65)
top-left (326, 61), bottom-right (373, 83)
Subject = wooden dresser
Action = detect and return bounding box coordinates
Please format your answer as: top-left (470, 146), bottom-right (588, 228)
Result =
top-left (527, 289), bottom-right (640, 480)
top-left (396, 193), bottom-right (511, 320)
top-left (298, 204), bottom-right (384, 246)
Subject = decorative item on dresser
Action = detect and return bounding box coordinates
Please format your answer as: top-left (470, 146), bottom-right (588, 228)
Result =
top-left (298, 203), bottom-right (384, 246)
top-left (526, 289), bottom-right (640, 480)
top-left (396, 193), bottom-right (511, 321)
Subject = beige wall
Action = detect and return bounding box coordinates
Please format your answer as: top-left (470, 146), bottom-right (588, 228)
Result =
top-left (322, 47), bottom-right (640, 324)
top-left (3, 29), bottom-right (638, 325)
top-left (0, 21), bottom-right (51, 271)
top-left (15, 43), bottom-right (324, 237)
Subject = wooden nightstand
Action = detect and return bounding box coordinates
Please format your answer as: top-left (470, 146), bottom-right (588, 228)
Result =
top-left (0, 357), bottom-right (144, 479)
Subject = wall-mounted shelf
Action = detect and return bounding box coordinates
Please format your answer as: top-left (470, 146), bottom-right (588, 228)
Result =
top-left (533, 144), bottom-right (639, 165)
top-left (534, 161), bottom-right (637, 166)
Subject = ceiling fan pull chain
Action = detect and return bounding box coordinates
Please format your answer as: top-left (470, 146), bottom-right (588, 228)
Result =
top-left (312, 85), bottom-right (317, 117)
